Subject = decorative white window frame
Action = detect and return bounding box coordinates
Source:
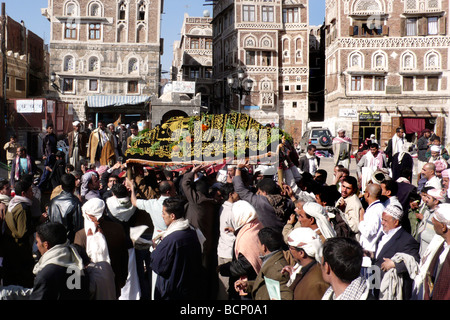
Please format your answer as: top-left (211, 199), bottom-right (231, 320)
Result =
top-left (349, 51), bottom-right (364, 69)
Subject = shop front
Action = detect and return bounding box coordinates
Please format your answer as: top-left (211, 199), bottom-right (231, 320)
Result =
top-left (85, 95), bottom-right (152, 127)
top-left (7, 98), bottom-right (74, 160)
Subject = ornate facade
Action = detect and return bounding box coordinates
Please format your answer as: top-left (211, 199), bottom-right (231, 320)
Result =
top-left (171, 13), bottom-right (214, 109)
top-left (42, 0), bottom-right (163, 123)
top-left (324, 0), bottom-right (450, 149)
top-left (211, 0), bottom-right (310, 142)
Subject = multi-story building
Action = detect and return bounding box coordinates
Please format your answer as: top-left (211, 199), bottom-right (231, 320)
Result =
top-left (171, 12), bottom-right (214, 109)
top-left (210, 0), bottom-right (310, 142)
top-left (324, 0), bottom-right (450, 149)
top-left (0, 3), bottom-right (52, 161)
top-left (308, 24), bottom-right (326, 122)
top-left (42, 0), bottom-right (164, 125)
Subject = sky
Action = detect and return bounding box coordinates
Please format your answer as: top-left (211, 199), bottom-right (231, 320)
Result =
top-left (1, 0), bottom-right (325, 78)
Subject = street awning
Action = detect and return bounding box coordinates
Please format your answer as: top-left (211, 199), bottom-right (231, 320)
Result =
top-left (86, 95), bottom-right (152, 108)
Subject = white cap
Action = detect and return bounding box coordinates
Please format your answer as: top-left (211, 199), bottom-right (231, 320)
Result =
top-left (254, 165), bottom-right (276, 176)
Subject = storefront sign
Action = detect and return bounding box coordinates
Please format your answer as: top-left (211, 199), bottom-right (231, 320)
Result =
top-left (359, 111), bottom-right (381, 121)
top-left (172, 81), bottom-right (196, 94)
top-left (16, 100), bottom-right (43, 113)
top-left (339, 108), bottom-right (358, 118)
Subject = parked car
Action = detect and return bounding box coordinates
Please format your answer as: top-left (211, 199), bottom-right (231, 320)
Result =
top-left (299, 127), bottom-right (334, 154)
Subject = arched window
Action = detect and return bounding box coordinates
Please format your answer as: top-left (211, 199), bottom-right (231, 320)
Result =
top-left (349, 52), bottom-right (363, 68)
top-left (295, 38), bottom-right (303, 63)
top-left (373, 52), bottom-right (387, 69)
top-left (402, 52), bottom-right (416, 70)
top-left (425, 52), bottom-right (440, 69)
top-left (128, 58), bottom-right (138, 74)
top-left (90, 3), bottom-right (100, 16)
top-left (282, 37), bottom-right (290, 63)
top-left (64, 55), bottom-right (75, 71)
top-left (65, 2), bottom-right (78, 16)
top-left (353, 0), bottom-right (383, 14)
top-left (137, 25), bottom-right (146, 43)
top-left (117, 25), bottom-right (126, 43)
top-left (118, 1), bottom-right (126, 20)
top-left (138, 1), bottom-right (146, 21)
top-left (88, 57), bottom-right (99, 72)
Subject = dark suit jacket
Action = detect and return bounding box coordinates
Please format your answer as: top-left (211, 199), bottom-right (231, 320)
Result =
top-left (298, 155), bottom-right (320, 174)
top-left (396, 182), bottom-right (417, 233)
top-left (373, 227), bottom-right (420, 299)
top-left (67, 131), bottom-right (88, 158)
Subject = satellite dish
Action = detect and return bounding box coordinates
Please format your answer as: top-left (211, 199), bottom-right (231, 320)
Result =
top-left (203, 10), bottom-right (210, 17)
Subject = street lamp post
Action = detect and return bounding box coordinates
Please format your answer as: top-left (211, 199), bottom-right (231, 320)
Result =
top-left (227, 68), bottom-right (254, 113)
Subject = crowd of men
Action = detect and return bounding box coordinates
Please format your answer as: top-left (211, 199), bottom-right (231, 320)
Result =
top-left (0, 123), bottom-right (449, 301)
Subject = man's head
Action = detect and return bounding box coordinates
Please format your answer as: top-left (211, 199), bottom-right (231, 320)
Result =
top-left (71, 171), bottom-right (82, 188)
top-left (431, 136), bottom-right (441, 146)
top-left (287, 227), bottom-right (322, 264)
top-left (257, 227), bottom-right (285, 256)
top-left (369, 143), bottom-right (379, 156)
top-left (364, 183), bottom-right (382, 204)
top-left (73, 121), bottom-right (81, 132)
top-left (422, 129), bottom-right (432, 139)
top-left (61, 174), bottom-right (76, 193)
top-left (337, 129), bottom-right (345, 138)
top-left (0, 180), bottom-right (11, 197)
top-left (421, 163), bottom-right (436, 180)
top-left (442, 169), bottom-right (450, 191)
top-left (424, 189), bottom-right (444, 210)
top-left (97, 121), bottom-right (105, 131)
top-left (46, 124), bottom-right (54, 134)
top-left (381, 180), bottom-right (398, 198)
top-left (130, 124), bottom-right (139, 136)
top-left (381, 205), bottom-right (403, 233)
top-left (341, 176), bottom-right (358, 198)
top-left (432, 204), bottom-right (450, 240)
top-left (321, 237), bottom-right (363, 285)
top-left (294, 200), bottom-right (316, 229)
top-left (111, 183), bottom-right (129, 199)
top-left (88, 172), bottom-right (100, 191)
top-left (159, 180), bottom-right (176, 197)
top-left (162, 197), bottom-right (186, 226)
top-left (16, 146), bottom-right (27, 158)
top-left (220, 183), bottom-right (239, 203)
top-left (14, 180), bottom-right (33, 199)
top-left (256, 178), bottom-right (278, 196)
top-left (36, 222), bottom-right (68, 255)
top-left (314, 169), bottom-right (327, 185)
top-left (395, 127), bottom-right (405, 138)
top-left (315, 185), bottom-right (341, 207)
top-left (307, 145), bottom-right (317, 156)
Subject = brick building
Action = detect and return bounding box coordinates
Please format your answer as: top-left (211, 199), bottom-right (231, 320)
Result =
top-left (171, 12), bottom-right (214, 109)
top-left (42, 0), bottom-right (164, 125)
top-left (210, 0), bottom-right (310, 143)
top-left (324, 0), bottom-right (450, 150)
top-left (0, 3), bottom-right (55, 161)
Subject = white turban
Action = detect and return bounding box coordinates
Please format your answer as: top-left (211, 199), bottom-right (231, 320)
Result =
top-left (428, 188), bottom-right (445, 203)
top-left (287, 227), bottom-right (323, 262)
top-left (337, 128), bottom-right (345, 133)
top-left (73, 121), bottom-right (80, 126)
top-left (384, 204), bottom-right (403, 221)
top-left (435, 203), bottom-right (450, 227)
top-left (82, 198), bottom-right (110, 264)
top-left (232, 200), bottom-right (257, 231)
top-left (431, 145), bottom-right (441, 153)
top-left (303, 202), bottom-right (337, 239)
